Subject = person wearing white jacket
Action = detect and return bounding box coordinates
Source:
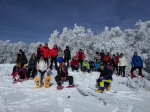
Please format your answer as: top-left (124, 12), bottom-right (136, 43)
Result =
top-left (36, 55), bottom-right (48, 83)
top-left (118, 53), bottom-right (127, 77)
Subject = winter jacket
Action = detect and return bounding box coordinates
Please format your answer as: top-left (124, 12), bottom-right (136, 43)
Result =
top-left (76, 52), bottom-right (86, 61)
top-left (118, 56), bottom-right (127, 67)
top-left (16, 52), bottom-right (28, 64)
top-left (132, 55), bottom-right (143, 67)
top-left (94, 54), bottom-right (101, 62)
top-left (41, 46), bottom-right (50, 58)
top-left (100, 53), bottom-right (105, 62)
top-left (64, 49), bottom-right (71, 59)
top-left (99, 67), bottom-right (113, 81)
top-left (82, 61), bottom-right (90, 70)
top-left (57, 65), bottom-right (68, 77)
top-left (36, 60), bottom-right (47, 71)
top-left (104, 55), bottom-right (111, 63)
top-left (58, 50), bottom-right (64, 58)
top-left (49, 48), bottom-right (58, 57)
top-left (28, 58), bottom-right (37, 69)
top-left (114, 56), bottom-right (119, 65)
top-left (71, 59), bottom-right (79, 66)
top-left (37, 47), bottom-right (42, 59)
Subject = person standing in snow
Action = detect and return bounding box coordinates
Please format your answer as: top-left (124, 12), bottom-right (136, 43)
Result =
top-left (71, 56), bottom-right (79, 71)
top-left (76, 49), bottom-right (86, 69)
top-left (49, 44), bottom-right (58, 70)
top-left (27, 53), bottom-right (37, 79)
top-left (103, 52), bottom-right (111, 66)
top-left (118, 53), bottom-right (127, 77)
top-left (130, 51), bottom-right (144, 78)
top-left (64, 46), bottom-right (71, 67)
top-left (57, 47), bottom-right (64, 64)
top-left (11, 49), bottom-right (28, 75)
top-left (96, 65), bottom-right (113, 93)
top-left (55, 61), bottom-right (74, 89)
top-left (113, 53), bottom-right (119, 75)
top-left (36, 44), bottom-right (43, 61)
top-left (36, 55), bottom-right (48, 84)
top-left (100, 50), bottom-right (105, 63)
top-left (41, 43), bottom-right (50, 64)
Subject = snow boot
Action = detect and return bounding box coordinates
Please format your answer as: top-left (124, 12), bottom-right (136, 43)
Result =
top-left (95, 90), bottom-right (104, 93)
top-left (140, 74), bottom-right (144, 78)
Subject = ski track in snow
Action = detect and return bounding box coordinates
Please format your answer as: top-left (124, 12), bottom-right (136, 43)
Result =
top-left (0, 64), bottom-right (150, 112)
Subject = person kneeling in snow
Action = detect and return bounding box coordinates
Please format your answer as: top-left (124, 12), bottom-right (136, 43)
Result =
top-left (12, 62), bottom-right (28, 82)
top-left (71, 56), bottom-right (79, 72)
top-left (96, 65), bottom-right (113, 93)
top-left (81, 60), bottom-right (90, 73)
top-left (55, 61), bottom-right (74, 89)
top-left (36, 55), bottom-right (48, 84)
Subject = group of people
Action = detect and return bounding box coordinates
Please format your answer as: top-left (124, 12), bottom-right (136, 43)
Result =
top-left (11, 43), bottom-right (144, 92)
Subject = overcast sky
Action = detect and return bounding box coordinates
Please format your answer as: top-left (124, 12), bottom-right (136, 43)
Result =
top-left (0, 0), bottom-right (150, 43)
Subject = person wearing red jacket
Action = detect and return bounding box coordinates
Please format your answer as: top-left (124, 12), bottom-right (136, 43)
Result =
top-left (104, 52), bottom-right (111, 66)
top-left (76, 49), bottom-right (86, 68)
top-left (41, 43), bottom-right (50, 64)
top-left (49, 44), bottom-right (58, 70)
top-left (71, 56), bottom-right (79, 71)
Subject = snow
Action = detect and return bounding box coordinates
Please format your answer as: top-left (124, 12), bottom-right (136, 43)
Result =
top-left (0, 64), bottom-right (150, 112)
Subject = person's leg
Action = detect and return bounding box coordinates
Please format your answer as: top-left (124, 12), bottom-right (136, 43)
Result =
top-left (31, 67), bottom-right (37, 78)
top-left (66, 58), bottom-right (69, 67)
top-left (66, 76), bottom-right (73, 85)
top-left (82, 66), bottom-right (86, 72)
top-left (50, 57), bottom-right (54, 69)
top-left (130, 67), bottom-right (137, 78)
top-left (44, 58), bottom-right (49, 65)
top-left (71, 65), bottom-right (75, 71)
top-left (11, 65), bottom-right (17, 75)
top-left (54, 57), bottom-right (58, 70)
top-left (118, 67), bottom-right (121, 76)
top-left (55, 75), bottom-right (62, 86)
top-left (122, 66), bottom-right (126, 77)
top-left (138, 67), bottom-right (144, 77)
top-left (97, 78), bottom-right (105, 91)
top-left (75, 66), bottom-right (78, 71)
top-left (27, 67), bottom-right (32, 78)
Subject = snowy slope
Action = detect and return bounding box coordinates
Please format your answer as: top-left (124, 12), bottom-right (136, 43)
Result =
top-left (0, 64), bottom-right (150, 112)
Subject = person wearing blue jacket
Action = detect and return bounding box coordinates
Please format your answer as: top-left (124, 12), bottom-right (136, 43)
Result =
top-left (27, 53), bottom-right (37, 79)
top-left (130, 51), bottom-right (144, 78)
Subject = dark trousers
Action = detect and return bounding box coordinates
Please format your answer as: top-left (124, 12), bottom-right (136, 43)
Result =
top-left (50, 57), bottom-right (58, 70)
top-left (64, 58), bottom-right (70, 67)
top-left (27, 67), bottom-right (36, 78)
top-left (11, 65), bottom-right (17, 75)
top-left (118, 66), bottom-right (126, 77)
top-left (130, 67), bottom-right (142, 74)
top-left (55, 75), bottom-right (73, 86)
top-left (113, 64), bottom-right (118, 74)
top-left (44, 58), bottom-right (49, 65)
top-left (71, 65), bottom-right (78, 71)
top-left (78, 60), bottom-right (83, 68)
top-left (82, 66), bottom-right (90, 73)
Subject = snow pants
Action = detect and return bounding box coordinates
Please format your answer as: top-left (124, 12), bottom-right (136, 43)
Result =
top-left (27, 67), bottom-right (37, 78)
top-left (97, 78), bottom-right (112, 90)
top-left (71, 65), bottom-right (78, 71)
top-left (81, 66), bottom-right (90, 73)
top-left (50, 57), bottom-right (58, 70)
top-left (55, 75), bottom-right (73, 86)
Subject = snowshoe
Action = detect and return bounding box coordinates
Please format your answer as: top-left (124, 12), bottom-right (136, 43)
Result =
top-left (34, 76), bottom-right (41, 88)
top-left (95, 90), bottom-right (104, 93)
top-left (66, 84), bottom-right (79, 88)
top-left (44, 76), bottom-right (51, 88)
top-left (57, 86), bottom-right (64, 90)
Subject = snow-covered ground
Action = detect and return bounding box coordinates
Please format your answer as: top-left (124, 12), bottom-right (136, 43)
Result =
top-left (0, 64), bottom-right (150, 112)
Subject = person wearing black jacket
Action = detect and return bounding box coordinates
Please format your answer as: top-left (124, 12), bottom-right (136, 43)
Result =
top-left (55, 61), bottom-right (73, 89)
top-left (64, 46), bottom-right (71, 67)
top-left (96, 65), bottom-right (113, 93)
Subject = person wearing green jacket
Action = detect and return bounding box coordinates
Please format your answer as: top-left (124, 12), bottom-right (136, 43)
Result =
top-left (81, 60), bottom-right (90, 73)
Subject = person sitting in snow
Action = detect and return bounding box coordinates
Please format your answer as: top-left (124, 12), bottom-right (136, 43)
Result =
top-left (57, 47), bottom-right (64, 64)
top-left (89, 61), bottom-right (95, 72)
top-left (76, 49), bottom-right (86, 69)
top-left (71, 56), bottom-right (79, 71)
top-left (11, 49), bottom-right (28, 75)
top-left (55, 61), bottom-right (74, 89)
top-left (130, 51), bottom-right (144, 78)
top-left (36, 55), bottom-right (48, 84)
top-left (27, 53), bottom-right (37, 79)
top-left (81, 60), bottom-right (90, 73)
top-left (12, 62), bottom-right (28, 82)
top-left (96, 65), bottom-right (113, 93)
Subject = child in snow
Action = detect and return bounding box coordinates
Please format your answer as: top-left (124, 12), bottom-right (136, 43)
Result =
top-left (89, 61), bottom-right (95, 72)
top-left (36, 55), bottom-right (48, 84)
top-left (12, 62), bottom-right (28, 82)
top-left (81, 60), bottom-right (90, 73)
top-left (71, 56), bottom-right (79, 71)
top-left (96, 65), bottom-right (113, 93)
top-left (55, 61), bottom-right (74, 89)
top-left (27, 53), bottom-right (37, 79)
